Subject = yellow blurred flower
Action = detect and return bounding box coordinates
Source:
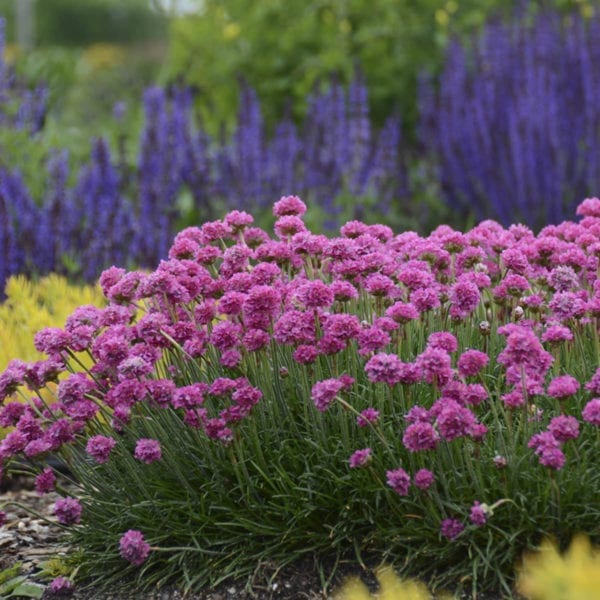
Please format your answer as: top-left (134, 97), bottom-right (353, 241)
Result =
top-left (518, 536), bottom-right (600, 600)
top-left (334, 565), bottom-right (452, 600)
top-left (223, 22), bottom-right (241, 41)
top-left (82, 43), bottom-right (125, 71)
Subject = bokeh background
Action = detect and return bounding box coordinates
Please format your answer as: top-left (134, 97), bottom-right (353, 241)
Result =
top-left (1, 0), bottom-right (599, 291)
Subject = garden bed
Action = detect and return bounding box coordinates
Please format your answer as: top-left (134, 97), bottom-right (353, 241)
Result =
top-left (1, 475), bottom-right (516, 600)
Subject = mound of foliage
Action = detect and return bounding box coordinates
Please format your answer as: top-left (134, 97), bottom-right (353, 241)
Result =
top-left (1, 196), bottom-right (599, 596)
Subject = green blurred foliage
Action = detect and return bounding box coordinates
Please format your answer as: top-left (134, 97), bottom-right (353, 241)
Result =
top-left (0, 0), bottom-right (168, 187)
top-left (0, 0), bottom-right (167, 45)
top-left (166, 0), bottom-right (515, 135)
top-left (166, 0), bottom-right (597, 136)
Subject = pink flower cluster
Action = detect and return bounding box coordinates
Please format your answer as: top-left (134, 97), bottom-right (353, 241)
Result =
top-left (1, 194), bottom-right (600, 558)
top-left (119, 529), bottom-right (151, 566)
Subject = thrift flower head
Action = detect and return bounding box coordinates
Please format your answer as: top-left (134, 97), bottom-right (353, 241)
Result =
top-left (364, 353), bottom-right (405, 386)
top-left (403, 422), bottom-right (440, 452)
top-left (582, 398), bottom-right (600, 425)
top-left (273, 195), bottom-right (307, 217)
top-left (0, 510), bottom-right (6, 527)
top-left (548, 415), bottom-right (580, 442)
top-left (54, 497), bottom-right (82, 525)
top-left (35, 467), bottom-right (56, 495)
top-left (440, 518), bottom-right (464, 540)
top-left (541, 324), bottom-right (574, 344)
top-left (457, 350), bottom-right (489, 378)
top-left (119, 529), bottom-right (151, 566)
top-left (547, 375), bottom-right (580, 399)
top-left (311, 378), bottom-right (344, 412)
top-left (528, 432), bottom-right (566, 470)
top-left (134, 438), bottom-right (162, 464)
top-left (356, 408), bottom-right (380, 427)
top-left (48, 577), bottom-right (73, 597)
top-left (349, 448), bottom-right (372, 468)
top-left (386, 468), bottom-right (410, 496)
top-left (86, 435), bottom-right (117, 464)
top-left (413, 469), bottom-right (435, 490)
top-left (469, 501), bottom-right (488, 526)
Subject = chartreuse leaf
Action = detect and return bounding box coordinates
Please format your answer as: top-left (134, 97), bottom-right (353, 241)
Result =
top-left (6, 581), bottom-right (46, 598)
top-left (0, 564), bottom-right (22, 586)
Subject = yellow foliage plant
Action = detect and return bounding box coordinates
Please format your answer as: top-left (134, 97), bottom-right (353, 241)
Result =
top-left (517, 536), bottom-right (600, 600)
top-left (334, 565), bottom-right (453, 600)
top-left (0, 275), bottom-right (105, 437)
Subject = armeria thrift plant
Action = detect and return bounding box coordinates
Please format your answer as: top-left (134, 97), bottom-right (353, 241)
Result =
top-left (1, 195), bottom-right (600, 596)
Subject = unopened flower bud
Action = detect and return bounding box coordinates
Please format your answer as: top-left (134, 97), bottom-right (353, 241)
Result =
top-left (479, 320), bottom-right (491, 336)
top-left (279, 367), bottom-right (289, 379)
top-left (513, 306), bottom-right (524, 321)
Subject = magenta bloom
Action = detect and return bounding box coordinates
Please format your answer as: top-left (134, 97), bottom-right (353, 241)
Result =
top-left (528, 432), bottom-right (566, 470)
top-left (386, 301), bottom-right (419, 323)
top-left (311, 378), bottom-right (344, 412)
top-left (356, 408), bottom-right (380, 428)
top-left (35, 467), bottom-right (56, 495)
top-left (0, 510), bottom-right (6, 527)
top-left (427, 332), bottom-right (458, 353)
top-left (548, 415), bottom-right (580, 442)
top-left (413, 469), bottom-right (435, 490)
top-left (402, 422), bottom-right (440, 452)
top-left (364, 353), bottom-right (404, 386)
top-left (54, 497), bottom-right (82, 525)
top-left (440, 518), bottom-right (465, 540)
top-left (386, 468), bottom-right (411, 496)
top-left (349, 448), bottom-right (372, 469)
top-left (273, 195), bottom-right (307, 217)
top-left (415, 346), bottom-right (453, 386)
top-left (449, 277), bottom-right (481, 319)
top-left (48, 577), bottom-right (73, 596)
top-left (436, 400), bottom-right (477, 442)
top-left (582, 398), bottom-right (600, 425)
top-left (547, 375), bottom-right (580, 399)
top-left (134, 438), bottom-right (162, 464)
top-left (457, 350), bottom-right (489, 378)
top-left (119, 529), bottom-right (151, 566)
top-left (294, 280), bottom-right (334, 309)
top-left (586, 368), bottom-right (600, 395)
top-left (469, 501), bottom-right (488, 526)
top-left (86, 435), bottom-right (117, 464)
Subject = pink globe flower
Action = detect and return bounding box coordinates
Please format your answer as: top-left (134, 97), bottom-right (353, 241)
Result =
top-left (134, 438), bottom-right (162, 464)
top-left (547, 375), bottom-right (580, 399)
top-left (582, 398), bottom-right (600, 425)
top-left (413, 469), bottom-right (435, 490)
top-left (119, 529), bottom-right (151, 566)
top-left (54, 497), bottom-right (82, 525)
top-left (440, 518), bottom-right (464, 540)
top-left (386, 468), bottom-right (411, 496)
top-left (349, 448), bottom-right (372, 469)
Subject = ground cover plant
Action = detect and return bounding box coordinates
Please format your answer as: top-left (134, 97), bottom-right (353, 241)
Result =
top-left (0, 196), bottom-right (599, 597)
